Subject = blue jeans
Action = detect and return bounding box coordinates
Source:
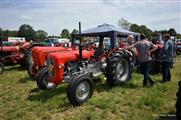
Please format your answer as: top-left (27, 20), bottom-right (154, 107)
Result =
top-left (162, 61), bottom-right (171, 81)
top-left (140, 61), bottom-right (153, 86)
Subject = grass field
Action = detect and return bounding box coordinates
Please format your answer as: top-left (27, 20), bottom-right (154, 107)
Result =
top-left (0, 56), bottom-right (181, 120)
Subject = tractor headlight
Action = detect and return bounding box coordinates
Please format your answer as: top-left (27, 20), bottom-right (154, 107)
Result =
top-left (44, 60), bottom-right (47, 66)
top-left (58, 64), bottom-right (62, 69)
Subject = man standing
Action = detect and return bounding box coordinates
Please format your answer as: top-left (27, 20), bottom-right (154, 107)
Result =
top-left (161, 34), bottom-right (173, 82)
top-left (120, 34), bottom-right (158, 87)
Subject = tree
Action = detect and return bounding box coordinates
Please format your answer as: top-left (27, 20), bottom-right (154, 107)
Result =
top-left (130, 24), bottom-right (153, 39)
top-left (118, 17), bottom-right (131, 30)
top-left (176, 34), bottom-right (181, 39)
top-left (168, 28), bottom-right (177, 36)
top-left (35, 30), bottom-right (48, 41)
top-left (18, 24), bottom-right (36, 41)
top-left (71, 29), bottom-right (78, 35)
top-left (60, 29), bottom-right (70, 38)
top-left (4, 30), bottom-right (18, 37)
top-left (130, 24), bottom-right (139, 33)
top-left (159, 30), bottom-right (168, 35)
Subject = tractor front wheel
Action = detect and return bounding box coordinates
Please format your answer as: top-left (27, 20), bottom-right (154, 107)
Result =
top-left (36, 67), bottom-right (56, 89)
top-left (67, 74), bottom-right (94, 106)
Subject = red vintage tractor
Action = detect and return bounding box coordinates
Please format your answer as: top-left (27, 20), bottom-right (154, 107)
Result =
top-left (150, 33), bottom-right (176, 71)
top-left (0, 41), bottom-right (30, 73)
top-left (35, 22), bottom-right (133, 105)
top-left (27, 39), bottom-right (95, 77)
top-left (26, 46), bottom-right (67, 77)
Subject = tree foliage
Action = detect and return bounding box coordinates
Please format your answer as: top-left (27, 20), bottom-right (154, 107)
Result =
top-left (118, 17), bottom-right (131, 30)
top-left (168, 28), bottom-right (177, 36)
top-left (18, 24), bottom-right (36, 41)
top-left (60, 29), bottom-right (70, 38)
top-left (130, 24), bottom-right (153, 38)
top-left (35, 30), bottom-right (48, 41)
top-left (0, 28), bottom-right (18, 40)
top-left (71, 29), bottom-right (78, 35)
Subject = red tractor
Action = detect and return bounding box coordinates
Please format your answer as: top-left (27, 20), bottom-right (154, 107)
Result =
top-left (27, 46), bottom-right (67, 77)
top-left (150, 33), bottom-right (176, 71)
top-left (35, 22), bottom-right (133, 105)
top-left (0, 41), bottom-right (30, 73)
top-left (27, 39), bottom-right (94, 77)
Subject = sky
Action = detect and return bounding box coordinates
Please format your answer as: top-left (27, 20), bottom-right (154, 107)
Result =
top-left (0, 0), bottom-right (181, 35)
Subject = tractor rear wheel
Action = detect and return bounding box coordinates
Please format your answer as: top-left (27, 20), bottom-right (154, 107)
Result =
top-left (0, 63), bottom-right (4, 74)
top-left (106, 52), bottom-right (131, 86)
top-left (36, 67), bottom-right (56, 89)
top-left (67, 74), bottom-right (94, 106)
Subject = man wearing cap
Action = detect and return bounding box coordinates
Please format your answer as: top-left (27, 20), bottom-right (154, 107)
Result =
top-left (120, 34), bottom-right (158, 87)
top-left (160, 34), bottom-right (173, 82)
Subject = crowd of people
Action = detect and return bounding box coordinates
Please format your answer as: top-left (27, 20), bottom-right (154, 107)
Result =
top-left (121, 34), bottom-right (174, 87)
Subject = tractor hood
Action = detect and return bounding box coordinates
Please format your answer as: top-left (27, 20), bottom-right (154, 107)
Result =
top-left (49, 50), bottom-right (94, 62)
top-left (48, 49), bottom-right (95, 84)
top-left (32, 46), bottom-right (66, 66)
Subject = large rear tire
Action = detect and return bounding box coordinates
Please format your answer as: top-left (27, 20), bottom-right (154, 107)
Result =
top-left (67, 74), bottom-right (94, 106)
top-left (36, 67), bottom-right (56, 89)
top-left (106, 52), bottom-right (131, 86)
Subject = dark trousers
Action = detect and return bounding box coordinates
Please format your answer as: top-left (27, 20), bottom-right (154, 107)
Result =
top-left (140, 61), bottom-right (153, 86)
top-left (162, 61), bottom-right (171, 81)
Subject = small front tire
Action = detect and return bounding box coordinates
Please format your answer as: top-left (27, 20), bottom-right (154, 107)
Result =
top-left (67, 74), bottom-right (94, 106)
top-left (36, 67), bottom-right (56, 89)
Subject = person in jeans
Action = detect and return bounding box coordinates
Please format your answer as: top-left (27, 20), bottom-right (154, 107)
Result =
top-left (160, 34), bottom-right (173, 82)
top-left (120, 34), bottom-right (158, 87)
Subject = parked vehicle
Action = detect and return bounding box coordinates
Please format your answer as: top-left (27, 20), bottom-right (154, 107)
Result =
top-left (35, 22), bottom-right (134, 105)
top-left (0, 41), bottom-right (30, 73)
top-left (150, 33), bottom-right (176, 71)
top-left (27, 46), bottom-right (67, 77)
top-left (176, 39), bottom-right (181, 54)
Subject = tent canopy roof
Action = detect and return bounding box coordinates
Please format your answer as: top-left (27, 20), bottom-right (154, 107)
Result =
top-left (81, 23), bottom-right (140, 36)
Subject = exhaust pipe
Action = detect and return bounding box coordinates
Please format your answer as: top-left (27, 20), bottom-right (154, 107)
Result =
top-left (79, 22), bottom-right (82, 61)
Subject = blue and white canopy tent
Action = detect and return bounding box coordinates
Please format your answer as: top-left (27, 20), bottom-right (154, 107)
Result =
top-left (73, 23), bottom-right (140, 49)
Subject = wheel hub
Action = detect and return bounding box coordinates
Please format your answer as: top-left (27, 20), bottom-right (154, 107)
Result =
top-left (116, 59), bottom-right (129, 82)
top-left (76, 81), bottom-right (90, 100)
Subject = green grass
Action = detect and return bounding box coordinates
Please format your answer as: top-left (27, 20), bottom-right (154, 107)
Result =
top-left (0, 56), bottom-right (181, 120)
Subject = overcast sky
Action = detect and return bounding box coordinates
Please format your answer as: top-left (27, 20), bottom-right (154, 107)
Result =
top-left (1, 0), bottom-right (181, 35)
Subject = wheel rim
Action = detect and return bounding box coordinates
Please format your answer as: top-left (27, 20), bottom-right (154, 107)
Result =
top-left (116, 58), bottom-right (129, 82)
top-left (75, 81), bottom-right (90, 100)
top-left (42, 73), bottom-right (55, 89)
top-left (30, 56), bottom-right (34, 65)
top-left (28, 55), bottom-right (34, 75)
